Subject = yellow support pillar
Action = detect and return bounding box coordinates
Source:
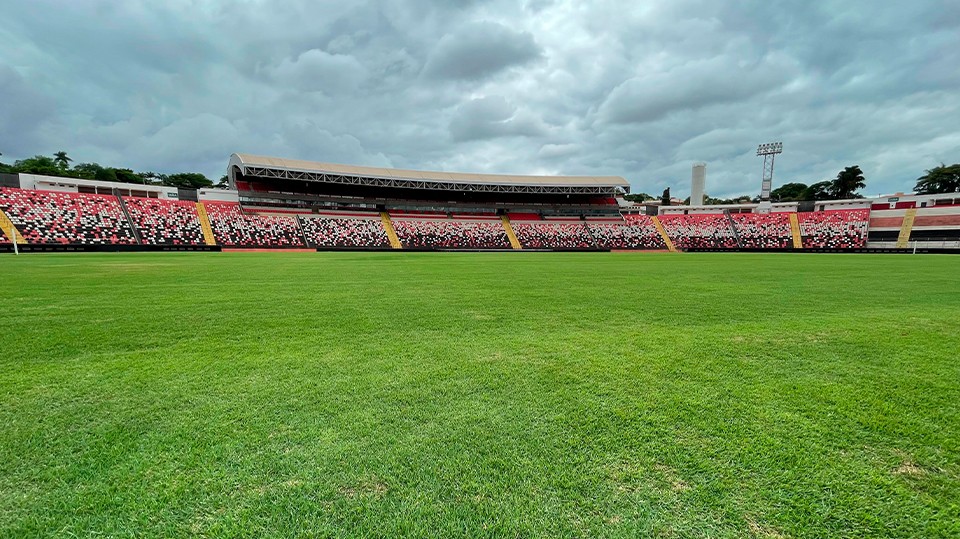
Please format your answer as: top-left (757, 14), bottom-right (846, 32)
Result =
top-left (651, 216), bottom-right (677, 252)
top-left (896, 207), bottom-right (917, 248)
top-left (380, 212), bottom-right (402, 249)
top-left (789, 213), bottom-right (803, 249)
top-left (0, 208), bottom-right (26, 244)
top-left (195, 202), bottom-right (217, 246)
top-left (501, 215), bottom-right (522, 249)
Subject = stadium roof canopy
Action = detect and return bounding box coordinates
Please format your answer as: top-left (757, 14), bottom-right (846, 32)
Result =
top-left (228, 153), bottom-right (630, 195)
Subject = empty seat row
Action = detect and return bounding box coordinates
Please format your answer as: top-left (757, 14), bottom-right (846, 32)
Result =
top-left (799, 209), bottom-right (869, 249)
top-left (0, 187), bottom-right (137, 245)
top-left (203, 202), bottom-right (304, 247)
top-left (123, 196), bottom-right (205, 245)
top-left (512, 221), bottom-right (596, 249)
top-left (657, 214), bottom-right (738, 249)
top-left (300, 216), bottom-right (390, 248)
top-left (731, 213), bottom-right (793, 249)
top-left (587, 215), bottom-right (666, 249)
top-left (393, 219), bottom-right (510, 249)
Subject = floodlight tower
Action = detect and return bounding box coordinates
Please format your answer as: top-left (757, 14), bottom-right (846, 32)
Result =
top-left (755, 141), bottom-right (783, 213)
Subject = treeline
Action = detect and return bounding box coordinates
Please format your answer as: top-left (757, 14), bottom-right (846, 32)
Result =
top-left (0, 151), bottom-right (227, 189)
top-left (769, 165), bottom-right (867, 202)
top-left (626, 163), bottom-right (960, 204)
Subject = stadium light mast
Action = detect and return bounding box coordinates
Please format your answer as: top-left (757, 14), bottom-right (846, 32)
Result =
top-left (755, 141), bottom-right (783, 214)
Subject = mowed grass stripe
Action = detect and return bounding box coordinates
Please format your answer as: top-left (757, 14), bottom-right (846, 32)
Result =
top-left (0, 252), bottom-right (958, 537)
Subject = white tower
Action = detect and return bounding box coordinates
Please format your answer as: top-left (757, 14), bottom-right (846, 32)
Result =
top-left (691, 163), bottom-right (706, 206)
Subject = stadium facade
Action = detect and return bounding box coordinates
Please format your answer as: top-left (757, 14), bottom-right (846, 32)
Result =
top-left (0, 154), bottom-right (959, 253)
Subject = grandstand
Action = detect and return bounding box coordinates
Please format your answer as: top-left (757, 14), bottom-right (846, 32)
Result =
top-left (1, 154), bottom-right (959, 253)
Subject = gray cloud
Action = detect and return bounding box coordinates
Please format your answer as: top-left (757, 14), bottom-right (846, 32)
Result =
top-left (597, 53), bottom-right (799, 125)
top-left (449, 95), bottom-right (547, 141)
top-left (422, 21), bottom-right (543, 80)
top-left (0, 65), bottom-right (55, 154)
top-left (270, 49), bottom-right (368, 94)
top-left (0, 0), bottom-right (957, 199)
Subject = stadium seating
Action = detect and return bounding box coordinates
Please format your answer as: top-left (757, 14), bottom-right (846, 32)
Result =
top-left (0, 188), bottom-right (137, 245)
top-left (731, 213), bottom-right (793, 249)
top-left (799, 209), bottom-right (870, 249)
top-left (512, 221), bottom-right (596, 249)
top-left (122, 196), bottom-right (205, 245)
top-left (657, 213), bottom-right (738, 249)
top-left (392, 219), bottom-right (510, 249)
top-left (300, 216), bottom-right (391, 248)
top-left (587, 215), bottom-right (666, 249)
top-left (203, 202), bottom-right (304, 247)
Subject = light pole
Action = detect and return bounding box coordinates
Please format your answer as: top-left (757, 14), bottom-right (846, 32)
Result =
top-left (756, 142), bottom-right (783, 213)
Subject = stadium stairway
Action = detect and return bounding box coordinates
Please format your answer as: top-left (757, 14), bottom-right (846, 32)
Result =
top-left (116, 196), bottom-right (143, 245)
top-left (789, 213), bottom-right (803, 249)
top-left (380, 212), bottom-right (402, 249)
top-left (294, 216), bottom-right (311, 247)
top-left (896, 207), bottom-right (917, 248)
top-left (0, 208), bottom-right (26, 244)
top-left (195, 203), bottom-right (218, 246)
top-left (501, 215), bottom-right (522, 249)
top-left (723, 210), bottom-right (743, 249)
top-left (651, 216), bottom-right (677, 252)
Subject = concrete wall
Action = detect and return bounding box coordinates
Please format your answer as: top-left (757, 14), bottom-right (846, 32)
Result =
top-left (15, 173), bottom-right (239, 202)
top-left (19, 174), bottom-right (181, 198)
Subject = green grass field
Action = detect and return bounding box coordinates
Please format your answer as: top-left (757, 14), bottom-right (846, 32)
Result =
top-left (1, 252), bottom-right (958, 538)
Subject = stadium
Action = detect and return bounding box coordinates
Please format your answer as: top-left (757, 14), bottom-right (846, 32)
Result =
top-left (2, 151), bottom-right (959, 537)
top-left (2, 152), bottom-right (959, 253)
top-left (3, 1), bottom-right (960, 536)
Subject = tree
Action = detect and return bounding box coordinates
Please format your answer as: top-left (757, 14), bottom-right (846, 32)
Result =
top-left (95, 167), bottom-right (118, 184)
top-left (113, 168), bottom-right (144, 185)
top-left (829, 166), bottom-right (866, 199)
top-left (53, 151), bottom-right (73, 169)
top-left (623, 192), bottom-right (654, 203)
top-left (914, 163), bottom-right (960, 194)
top-left (164, 172), bottom-right (213, 189)
top-left (771, 182), bottom-right (808, 201)
top-left (216, 175), bottom-right (230, 189)
top-left (661, 187), bottom-right (671, 206)
top-left (13, 155), bottom-right (62, 176)
top-left (140, 172), bottom-right (168, 186)
top-left (73, 162), bottom-right (104, 180)
top-left (801, 181), bottom-right (833, 201)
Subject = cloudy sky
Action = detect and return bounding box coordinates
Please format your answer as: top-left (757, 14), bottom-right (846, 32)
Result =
top-left (1, 1), bottom-right (958, 198)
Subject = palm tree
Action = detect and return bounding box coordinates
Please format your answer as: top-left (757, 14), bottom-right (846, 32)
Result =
top-left (53, 151), bottom-right (72, 169)
top-left (829, 166), bottom-right (866, 199)
top-left (914, 164), bottom-right (960, 194)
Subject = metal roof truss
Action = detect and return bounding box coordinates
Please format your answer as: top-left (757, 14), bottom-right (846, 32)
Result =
top-left (242, 166), bottom-right (619, 195)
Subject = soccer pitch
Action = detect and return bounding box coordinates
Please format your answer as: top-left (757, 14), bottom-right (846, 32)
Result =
top-left (1, 252), bottom-right (958, 537)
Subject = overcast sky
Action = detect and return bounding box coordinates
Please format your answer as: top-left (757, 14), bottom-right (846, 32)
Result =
top-left (1, 1), bottom-right (958, 198)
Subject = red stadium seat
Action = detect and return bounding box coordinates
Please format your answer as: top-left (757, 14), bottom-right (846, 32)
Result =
top-left (392, 218), bottom-right (510, 249)
top-left (730, 213), bottom-right (793, 249)
top-left (300, 216), bottom-right (391, 248)
top-left (587, 215), bottom-right (666, 249)
top-left (657, 214), bottom-right (737, 249)
top-left (799, 210), bottom-right (869, 249)
top-left (204, 202), bottom-right (304, 247)
top-left (512, 222), bottom-right (595, 249)
top-left (123, 196), bottom-right (205, 245)
top-left (0, 187), bottom-right (137, 245)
